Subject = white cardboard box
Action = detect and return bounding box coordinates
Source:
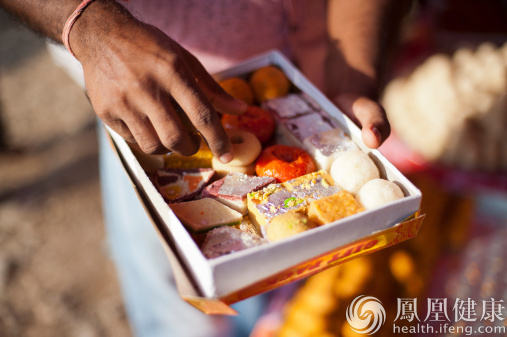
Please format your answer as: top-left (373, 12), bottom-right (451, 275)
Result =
top-left (105, 50), bottom-right (424, 314)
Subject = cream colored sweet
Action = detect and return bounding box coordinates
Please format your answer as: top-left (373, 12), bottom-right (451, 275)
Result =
top-left (355, 178), bottom-right (404, 209)
top-left (224, 129), bottom-right (261, 166)
top-left (330, 150), bottom-right (379, 195)
top-left (211, 129), bottom-right (261, 178)
top-left (267, 213), bottom-right (316, 242)
top-left (169, 198), bottom-right (243, 233)
top-left (211, 158), bottom-right (255, 178)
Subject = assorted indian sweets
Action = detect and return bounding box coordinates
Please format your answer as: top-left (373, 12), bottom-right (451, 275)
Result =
top-left (144, 66), bottom-right (406, 259)
top-left (270, 175), bottom-right (475, 337)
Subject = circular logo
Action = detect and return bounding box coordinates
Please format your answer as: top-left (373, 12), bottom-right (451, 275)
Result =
top-left (346, 295), bottom-right (386, 335)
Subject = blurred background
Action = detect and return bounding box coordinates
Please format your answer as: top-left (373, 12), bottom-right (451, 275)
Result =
top-left (0, 9), bottom-right (131, 337)
top-left (0, 1), bottom-right (506, 337)
top-left (254, 1), bottom-right (507, 336)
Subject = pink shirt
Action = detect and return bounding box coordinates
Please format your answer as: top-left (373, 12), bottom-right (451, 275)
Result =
top-left (121, 0), bottom-right (328, 89)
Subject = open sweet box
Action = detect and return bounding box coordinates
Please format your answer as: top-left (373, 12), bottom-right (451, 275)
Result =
top-left (105, 50), bottom-right (425, 315)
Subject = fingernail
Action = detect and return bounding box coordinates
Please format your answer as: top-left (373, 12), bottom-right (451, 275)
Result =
top-left (233, 98), bottom-right (248, 109)
top-left (219, 152), bottom-right (234, 164)
top-left (372, 127), bottom-right (382, 144)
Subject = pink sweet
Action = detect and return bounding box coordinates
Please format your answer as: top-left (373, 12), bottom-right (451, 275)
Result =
top-left (201, 173), bottom-right (275, 214)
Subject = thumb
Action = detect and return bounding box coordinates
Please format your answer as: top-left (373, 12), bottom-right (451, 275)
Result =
top-left (333, 93), bottom-right (391, 149)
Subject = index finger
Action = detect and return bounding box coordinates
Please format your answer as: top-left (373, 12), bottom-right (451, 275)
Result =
top-left (180, 48), bottom-right (247, 116)
top-left (162, 60), bottom-right (234, 163)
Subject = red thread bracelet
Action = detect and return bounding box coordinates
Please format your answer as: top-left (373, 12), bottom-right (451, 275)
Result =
top-left (62, 0), bottom-right (96, 57)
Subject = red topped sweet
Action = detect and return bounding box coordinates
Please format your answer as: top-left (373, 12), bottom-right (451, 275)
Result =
top-left (255, 144), bottom-right (316, 183)
top-left (221, 106), bottom-right (276, 144)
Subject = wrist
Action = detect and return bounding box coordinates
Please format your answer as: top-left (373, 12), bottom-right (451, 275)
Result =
top-left (67, 0), bottom-right (134, 62)
top-left (325, 57), bottom-right (380, 101)
top-left (62, 0), bottom-right (96, 56)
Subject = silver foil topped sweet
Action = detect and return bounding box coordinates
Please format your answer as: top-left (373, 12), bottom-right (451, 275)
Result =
top-left (201, 226), bottom-right (266, 259)
top-left (219, 173), bottom-right (275, 197)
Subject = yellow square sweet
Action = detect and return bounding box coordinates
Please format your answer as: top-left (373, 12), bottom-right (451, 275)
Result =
top-left (307, 191), bottom-right (364, 226)
top-left (163, 141), bottom-right (213, 169)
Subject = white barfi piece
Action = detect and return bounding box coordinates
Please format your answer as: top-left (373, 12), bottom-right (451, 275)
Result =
top-left (201, 226), bottom-right (266, 259)
top-left (169, 198), bottom-right (243, 233)
top-left (262, 93), bottom-right (316, 119)
top-left (201, 173), bottom-right (275, 215)
top-left (303, 128), bottom-right (359, 171)
top-left (280, 113), bottom-right (334, 144)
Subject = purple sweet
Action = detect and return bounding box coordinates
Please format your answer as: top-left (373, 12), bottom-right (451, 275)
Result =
top-left (247, 171), bottom-right (342, 234)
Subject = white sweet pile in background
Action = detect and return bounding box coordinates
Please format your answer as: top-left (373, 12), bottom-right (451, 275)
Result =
top-left (383, 42), bottom-right (507, 171)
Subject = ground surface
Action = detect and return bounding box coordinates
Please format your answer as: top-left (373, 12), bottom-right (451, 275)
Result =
top-left (0, 11), bottom-right (132, 337)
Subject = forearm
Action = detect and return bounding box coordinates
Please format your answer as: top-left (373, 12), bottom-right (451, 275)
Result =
top-left (0, 0), bottom-right (82, 42)
top-left (1, 0), bottom-right (245, 159)
top-left (0, 0), bottom-right (131, 59)
top-left (326, 0), bottom-right (410, 99)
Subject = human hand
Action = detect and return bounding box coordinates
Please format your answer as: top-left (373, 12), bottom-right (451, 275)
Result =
top-left (324, 0), bottom-right (408, 149)
top-left (332, 93), bottom-right (390, 149)
top-left (71, 3), bottom-right (246, 162)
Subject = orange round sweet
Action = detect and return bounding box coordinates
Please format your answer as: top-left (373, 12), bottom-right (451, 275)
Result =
top-left (249, 66), bottom-right (290, 102)
top-left (219, 77), bottom-right (255, 105)
top-left (221, 106), bottom-right (276, 144)
top-left (255, 145), bottom-right (316, 183)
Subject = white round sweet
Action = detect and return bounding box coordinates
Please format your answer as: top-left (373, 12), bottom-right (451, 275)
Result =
top-left (355, 178), bottom-right (405, 209)
top-left (211, 129), bottom-right (261, 178)
top-left (330, 150), bottom-right (380, 195)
